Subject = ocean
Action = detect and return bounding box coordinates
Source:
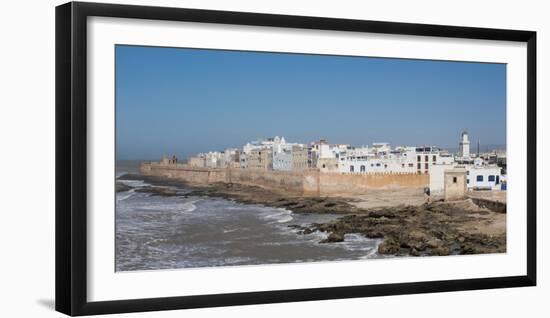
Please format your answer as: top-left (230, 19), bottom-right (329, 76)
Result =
top-left (115, 160), bottom-right (381, 271)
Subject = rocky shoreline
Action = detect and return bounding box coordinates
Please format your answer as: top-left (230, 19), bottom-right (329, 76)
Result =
top-left (117, 173), bottom-right (506, 257)
top-left (289, 202), bottom-right (505, 256)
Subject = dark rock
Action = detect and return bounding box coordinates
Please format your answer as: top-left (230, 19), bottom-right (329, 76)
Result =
top-left (320, 233), bottom-right (344, 243)
top-left (116, 182), bottom-right (131, 193)
top-left (378, 238), bottom-right (400, 254)
top-left (432, 246), bottom-right (450, 256)
top-left (368, 210), bottom-right (397, 219)
top-left (134, 186), bottom-right (178, 197)
top-left (426, 238), bottom-right (443, 249)
top-left (117, 173), bottom-right (144, 181)
top-left (408, 230), bottom-right (429, 242)
top-left (410, 248), bottom-right (421, 256)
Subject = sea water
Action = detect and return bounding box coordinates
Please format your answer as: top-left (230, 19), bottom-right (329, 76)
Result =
top-left (115, 161), bottom-right (381, 271)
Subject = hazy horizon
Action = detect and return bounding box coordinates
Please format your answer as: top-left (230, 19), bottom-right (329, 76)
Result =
top-left (116, 45), bottom-right (506, 160)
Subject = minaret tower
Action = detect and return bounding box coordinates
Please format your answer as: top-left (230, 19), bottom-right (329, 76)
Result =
top-left (459, 130), bottom-right (470, 158)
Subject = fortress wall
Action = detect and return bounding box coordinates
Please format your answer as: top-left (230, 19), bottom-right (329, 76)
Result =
top-left (139, 163), bottom-right (429, 196)
top-left (318, 172), bottom-right (429, 195)
top-left (140, 163), bottom-right (227, 184)
top-left (227, 168), bottom-right (306, 193)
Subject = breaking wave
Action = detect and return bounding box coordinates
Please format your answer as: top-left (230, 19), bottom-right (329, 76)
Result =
top-left (116, 189), bottom-right (135, 202)
top-left (261, 208), bottom-right (294, 223)
top-left (117, 179), bottom-right (150, 188)
top-left (180, 199), bottom-right (200, 213)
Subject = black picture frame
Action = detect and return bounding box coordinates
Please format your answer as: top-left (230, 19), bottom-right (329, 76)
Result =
top-left (55, 1), bottom-right (537, 316)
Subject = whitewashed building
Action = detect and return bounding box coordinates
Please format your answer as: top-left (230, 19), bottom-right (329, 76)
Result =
top-left (309, 140), bottom-right (347, 171)
top-left (273, 144), bottom-right (308, 171)
top-left (203, 151), bottom-right (225, 168)
top-left (339, 149), bottom-right (416, 174)
top-left (430, 163), bottom-right (503, 193)
top-left (243, 136), bottom-right (283, 154)
top-left (223, 148), bottom-right (239, 166)
top-left (466, 165), bottom-right (502, 190)
top-left (336, 144), bottom-right (453, 174)
top-left (414, 146), bottom-right (455, 174)
top-left (429, 163), bottom-right (455, 195)
top-left (273, 144), bottom-right (293, 171)
top-left (371, 142), bottom-right (391, 155)
top-left (239, 151), bottom-right (248, 169)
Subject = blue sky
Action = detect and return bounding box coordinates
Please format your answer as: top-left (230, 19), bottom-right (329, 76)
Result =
top-left (116, 45), bottom-right (506, 160)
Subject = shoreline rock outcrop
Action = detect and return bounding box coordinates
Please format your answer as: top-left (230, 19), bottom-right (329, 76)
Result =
top-left (117, 173), bottom-right (506, 257)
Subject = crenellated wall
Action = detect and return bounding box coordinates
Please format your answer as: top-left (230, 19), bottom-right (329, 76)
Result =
top-left (140, 163), bottom-right (429, 196)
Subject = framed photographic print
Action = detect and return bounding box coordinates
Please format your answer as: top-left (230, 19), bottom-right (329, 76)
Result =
top-left (55, 1), bottom-right (536, 316)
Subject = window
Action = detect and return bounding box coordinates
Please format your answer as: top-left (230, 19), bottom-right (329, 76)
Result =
top-left (384, 164), bottom-right (388, 168)
top-left (467, 170), bottom-right (469, 175)
top-left (496, 176), bottom-right (500, 184)
top-left (417, 163), bottom-right (421, 169)
top-left (425, 155), bottom-right (429, 162)
top-left (476, 175), bottom-right (484, 182)
top-left (417, 155), bottom-right (421, 161)
top-left (322, 164), bottom-right (326, 169)
top-left (360, 165), bottom-right (366, 172)
top-left (453, 177), bottom-right (457, 183)
top-left (425, 163), bottom-right (429, 170)
top-left (433, 155), bottom-right (437, 162)
top-left (402, 164), bottom-right (405, 168)
top-left (467, 179), bottom-right (470, 184)
top-left (376, 163), bottom-right (381, 167)
top-left (350, 165), bottom-right (354, 172)
top-left (488, 175), bottom-right (496, 182)
top-left (409, 163), bottom-right (414, 167)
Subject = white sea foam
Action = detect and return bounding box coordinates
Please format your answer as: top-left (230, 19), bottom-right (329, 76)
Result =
top-left (276, 215), bottom-right (293, 223)
top-left (359, 247), bottom-right (381, 259)
top-left (180, 199), bottom-right (200, 213)
top-left (306, 230), bottom-right (330, 242)
top-left (261, 208), bottom-right (294, 223)
top-left (134, 198), bottom-right (201, 214)
top-left (118, 179), bottom-right (150, 188)
top-left (340, 233), bottom-right (377, 250)
top-left (338, 233), bottom-right (382, 259)
top-left (116, 189), bottom-right (135, 202)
